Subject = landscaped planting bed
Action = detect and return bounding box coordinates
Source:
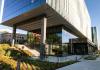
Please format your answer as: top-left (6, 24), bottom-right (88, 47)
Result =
top-left (0, 44), bottom-right (78, 70)
top-left (84, 55), bottom-right (99, 60)
top-left (21, 59), bottom-right (77, 70)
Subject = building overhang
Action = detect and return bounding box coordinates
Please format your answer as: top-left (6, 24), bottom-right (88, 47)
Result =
top-left (2, 4), bottom-right (86, 38)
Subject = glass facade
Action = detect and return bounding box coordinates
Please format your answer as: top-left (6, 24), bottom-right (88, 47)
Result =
top-left (46, 28), bottom-right (77, 44)
top-left (62, 29), bottom-right (77, 43)
top-left (2, 0), bottom-right (46, 22)
top-left (46, 32), bottom-right (62, 44)
top-left (92, 27), bottom-right (98, 46)
top-left (45, 27), bottom-right (77, 55)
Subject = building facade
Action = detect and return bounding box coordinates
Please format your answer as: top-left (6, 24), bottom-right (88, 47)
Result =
top-left (0, 32), bottom-right (27, 44)
top-left (92, 27), bottom-right (98, 47)
top-left (0, 0), bottom-right (96, 55)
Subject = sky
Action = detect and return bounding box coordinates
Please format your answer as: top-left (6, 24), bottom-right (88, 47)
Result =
top-left (0, 0), bottom-right (100, 46)
top-left (85, 0), bottom-right (100, 46)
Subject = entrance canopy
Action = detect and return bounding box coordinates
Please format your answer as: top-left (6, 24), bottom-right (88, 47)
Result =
top-left (2, 4), bottom-right (85, 38)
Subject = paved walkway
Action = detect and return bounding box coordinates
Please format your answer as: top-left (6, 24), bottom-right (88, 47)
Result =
top-left (57, 57), bottom-right (100, 70)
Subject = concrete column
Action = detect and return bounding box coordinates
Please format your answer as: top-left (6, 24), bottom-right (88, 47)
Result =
top-left (12, 26), bottom-right (16, 47)
top-left (41, 17), bottom-right (47, 44)
top-left (40, 16), bottom-right (47, 60)
top-left (70, 39), bottom-right (73, 54)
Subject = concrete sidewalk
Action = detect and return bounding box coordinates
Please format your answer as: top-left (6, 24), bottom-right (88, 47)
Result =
top-left (57, 56), bottom-right (100, 70)
top-left (57, 60), bottom-right (100, 70)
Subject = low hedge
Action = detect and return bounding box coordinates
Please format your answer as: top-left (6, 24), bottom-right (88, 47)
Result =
top-left (84, 55), bottom-right (99, 60)
top-left (22, 59), bottom-right (77, 70)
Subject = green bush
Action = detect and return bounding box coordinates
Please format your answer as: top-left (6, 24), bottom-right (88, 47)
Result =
top-left (0, 48), bottom-right (5, 55)
top-left (0, 62), bottom-right (11, 70)
top-left (84, 55), bottom-right (98, 60)
top-left (0, 44), bottom-right (10, 50)
top-left (0, 54), bottom-right (17, 70)
top-left (22, 59), bottom-right (77, 70)
top-left (52, 47), bottom-right (63, 56)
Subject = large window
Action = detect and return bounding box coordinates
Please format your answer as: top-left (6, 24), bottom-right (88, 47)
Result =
top-left (47, 33), bottom-right (62, 44)
top-left (62, 29), bottom-right (77, 43)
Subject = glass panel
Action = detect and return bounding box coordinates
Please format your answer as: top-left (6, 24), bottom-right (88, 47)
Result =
top-left (62, 29), bottom-right (77, 43)
top-left (3, 0), bottom-right (46, 22)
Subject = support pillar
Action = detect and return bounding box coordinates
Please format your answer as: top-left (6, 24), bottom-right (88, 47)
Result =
top-left (70, 39), bottom-right (73, 54)
top-left (40, 16), bottom-right (47, 60)
top-left (41, 17), bottom-right (47, 44)
top-left (12, 26), bottom-right (16, 47)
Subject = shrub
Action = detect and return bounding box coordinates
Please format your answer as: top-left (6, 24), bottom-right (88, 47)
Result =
top-left (23, 59), bottom-right (77, 70)
top-left (0, 44), bottom-right (10, 55)
top-left (0, 62), bottom-right (11, 70)
top-left (20, 62), bottom-right (28, 70)
top-left (0, 47), bottom-right (5, 55)
top-left (13, 46), bottom-right (33, 57)
top-left (0, 54), bottom-right (17, 70)
top-left (96, 50), bottom-right (100, 55)
top-left (27, 63), bottom-right (31, 70)
top-left (84, 55), bottom-right (98, 60)
top-left (52, 47), bottom-right (63, 56)
top-left (0, 44), bottom-right (10, 50)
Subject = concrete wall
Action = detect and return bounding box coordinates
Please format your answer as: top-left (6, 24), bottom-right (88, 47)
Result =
top-left (46, 0), bottom-right (92, 41)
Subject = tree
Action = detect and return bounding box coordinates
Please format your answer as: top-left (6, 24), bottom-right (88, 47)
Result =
top-left (27, 32), bottom-right (41, 44)
top-left (27, 32), bottom-right (34, 44)
top-left (46, 34), bottom-right (61, 44)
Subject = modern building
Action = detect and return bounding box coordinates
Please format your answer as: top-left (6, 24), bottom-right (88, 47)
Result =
top-left (92, 27), bottom-right (98, 47)
top-left (0, 32), bottom-right (27, 44)
top-left (0, 0), bottom-right (96, 55)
